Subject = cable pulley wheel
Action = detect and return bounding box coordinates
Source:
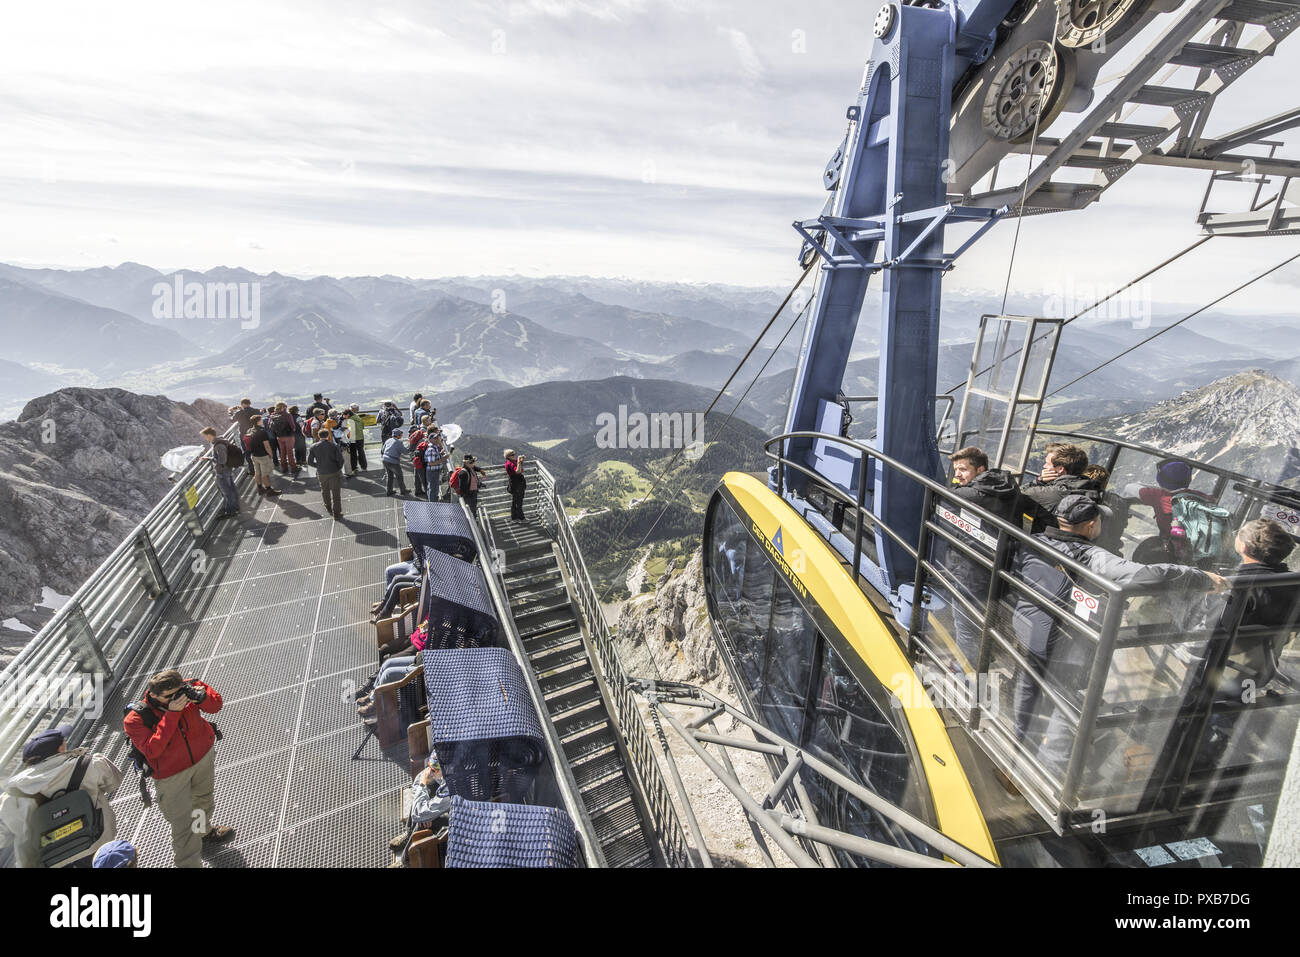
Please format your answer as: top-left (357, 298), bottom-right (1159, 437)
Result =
top-left (980, 40), bottom-right (1075, 143)
top-left (1055, 0), bottom-right (1147, 49)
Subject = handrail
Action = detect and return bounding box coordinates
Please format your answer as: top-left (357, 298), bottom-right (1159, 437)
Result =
top-left (758, 428), bottom-right (1300, 831)
top-left (0, 420), bottom-right (246, 772)
top-left (522, 462), bottom-right (694, 866)
top-left (460, 484), bottom-right (607, 868)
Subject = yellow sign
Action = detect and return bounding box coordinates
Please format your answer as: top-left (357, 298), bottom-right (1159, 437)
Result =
top-left (185, 486), bottom-right (199, 510)
top-left (361, 413), bottom-right (379, 427)
top-left (41, 818), bottom-right (84, 846)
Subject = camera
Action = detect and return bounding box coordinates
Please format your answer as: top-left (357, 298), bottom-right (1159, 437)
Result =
top-left (181, 683), bottom-right (206, 703)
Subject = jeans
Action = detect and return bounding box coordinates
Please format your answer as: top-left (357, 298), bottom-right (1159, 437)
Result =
top-left (214, 469), bottom-right (239, 514)
top-left (376, 575), bottom-right (420, 618)
top-left (414, 468), bottom-right (427, 498)
top-left (510, 484), bottom-right (526, 521)
top-left (385, 561), bottom-right (418, 588)
top-left (1014, 634), bottom-right (1095, 776)
top-left (426, 467), bottom-right (443, 502)
top-left (385, 462), bottom-right (407, 495)
top-left (377, 655), bottom-right (416, 688)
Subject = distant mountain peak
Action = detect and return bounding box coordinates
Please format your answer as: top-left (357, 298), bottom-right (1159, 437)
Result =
top-left (1092, 369), bottom-right (1300, 484)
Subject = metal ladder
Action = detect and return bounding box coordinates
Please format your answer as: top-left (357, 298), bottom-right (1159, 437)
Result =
top-left (476, 486), bottom-right (661, 867)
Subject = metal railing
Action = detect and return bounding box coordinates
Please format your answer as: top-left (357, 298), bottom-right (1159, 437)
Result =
top-left (0, 421), bottom-right (246, 773)
top-left (767, 430), bottom-right (1300, 834)
top-left (0, 406), bottom-right (395, 774)
top-left (520, 460), bottom-right (695, 867)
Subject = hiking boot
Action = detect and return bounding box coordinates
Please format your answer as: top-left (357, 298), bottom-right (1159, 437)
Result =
top-left (256, 486), bottom-right (267, 496)
top-left (333, 511), bottom-right (344, 520)
top-left (389, 833), bottom-right (408, 851)
top-left (358, 701), bottom-right (377, 718)
top-left (265, 488), bottom-right (282, 496)
top-left (202, 824), bottom-right (235, 844)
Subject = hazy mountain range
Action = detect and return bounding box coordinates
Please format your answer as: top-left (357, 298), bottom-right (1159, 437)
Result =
top-left (0, 261), bottom-right (1296, 433)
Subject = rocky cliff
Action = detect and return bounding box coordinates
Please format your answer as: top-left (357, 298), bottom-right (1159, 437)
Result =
top-left (614, 547), bottom-right (729, 692)
top-left (0, 388), bottom-right (228, 667)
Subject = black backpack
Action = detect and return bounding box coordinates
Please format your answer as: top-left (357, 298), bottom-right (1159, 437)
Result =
top-left (123, 700), bottom-right (222, 804)
top-left (217, 438), bottom-right (245, 468)
top-left (11, 753), bottom-right (104, 867)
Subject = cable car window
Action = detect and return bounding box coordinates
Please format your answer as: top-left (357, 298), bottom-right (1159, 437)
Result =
top-left (804, 641), bottom-right (931, 864)
top-left (708, 498), bottom-right (771, 693)
top-left (759, 578), bottom-right (816, 743)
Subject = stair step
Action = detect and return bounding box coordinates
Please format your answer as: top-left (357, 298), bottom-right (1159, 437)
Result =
top-left (547, 681), bottom-right (602, 716)
top-left (522, 626), bottom-right (584, 655)
top-left (1097, 121), bottom-right (1169, 142)
top-left (1169, 42), bottom-right (1260, 70)
top-left (1064, 153), bottom-right (1133, 170)
top-left (1129, 85), bottom-right (1210, 108)
top-left (571, 748), bottom-right (625, 789)
top-left (503, 554), bottom-right (559, 578)
top-left (591, 797), bottom-right (643, 840)
top-left (510, 582), bottom-right (568, 608)
top-left (538, 662), bottom-right (594, 697)
top-left (598, 824), bottom-right (653, 868)
top-left (562, 725), bottom-right (617, 763)
top-left (514, 604), bottom-right (576, 637)
top-left (553, 701), bottom-right (609, 739)
top-left (530, 639), bottom-right (588, 673)
top-left (578, 774), bottom-right (633, 816)
top-left (1218, 0), bottom-right (1300, 24)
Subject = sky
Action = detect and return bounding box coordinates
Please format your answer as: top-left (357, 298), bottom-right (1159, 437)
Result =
top-left (0, 0), bottom-right (1298, 310)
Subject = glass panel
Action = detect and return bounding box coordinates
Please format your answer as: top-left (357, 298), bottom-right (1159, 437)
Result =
top-left (758, 579), bottom-right (816, 742)
top-left (803, 642), bottom-right (933, 865)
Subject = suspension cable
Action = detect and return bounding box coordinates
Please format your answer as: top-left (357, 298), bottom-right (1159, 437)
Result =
top-left (596, 292), bottom-right (816, 601)
top-left (941, 233), bottom-right (1217, 396)
top-left (1046, 246), bottom-right (1300, 398)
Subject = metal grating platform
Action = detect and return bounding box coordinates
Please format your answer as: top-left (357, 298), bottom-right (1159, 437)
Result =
top-left (81, 467), bottom-right (418, 867)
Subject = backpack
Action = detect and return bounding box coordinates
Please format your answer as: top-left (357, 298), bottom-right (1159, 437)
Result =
top-left (1170, 492), bottom-right (1232, 564)
top-left (448, 467), bottom-right (465, 496)
top-left (10, 753), bottom-right (104, 867)
top-left (270, 412), bottom-right (293, 437)
top-left (217, 438), bottom-right (244, 468)
top-left (408, 430), bottom-right (424, 453)
top-left (413, 441), bottom-right (427, 469)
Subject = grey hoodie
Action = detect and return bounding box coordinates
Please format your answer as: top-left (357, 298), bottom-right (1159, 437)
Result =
top-left (0, 748), bottom-right (123, 867)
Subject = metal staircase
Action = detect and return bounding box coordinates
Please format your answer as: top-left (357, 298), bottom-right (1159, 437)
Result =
top-left (475, 483), bottom-right (662, 867)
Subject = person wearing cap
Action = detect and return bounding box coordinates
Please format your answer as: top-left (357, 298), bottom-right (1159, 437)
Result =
top-left (1012, 494), bottom-right (1227, 773)
top-left (425, 427), bottom-right (450, 502)
top-left (344, 404), bottom-right (367, 474)
top-left (123, 670), bottom-right (233, 868)
top-left (305, 393), bottom-right (330, 420)
top-left (449, 454), bottom-right (487, 513)
top-left (0, 726), bottom-right (123, 868)
top-left (1126, 458), bottom-right (1218, 561)
top-left (381, 428), bottom-right (410, 496)
top-left (93, 839), bottom-right (138, 868)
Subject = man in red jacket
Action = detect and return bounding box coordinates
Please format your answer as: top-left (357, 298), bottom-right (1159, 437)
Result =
top-left (123, 669), bottom-right (234, 867)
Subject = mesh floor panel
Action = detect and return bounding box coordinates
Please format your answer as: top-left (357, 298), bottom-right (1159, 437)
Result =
top-left (77, 478), bottom-right (417, 866)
